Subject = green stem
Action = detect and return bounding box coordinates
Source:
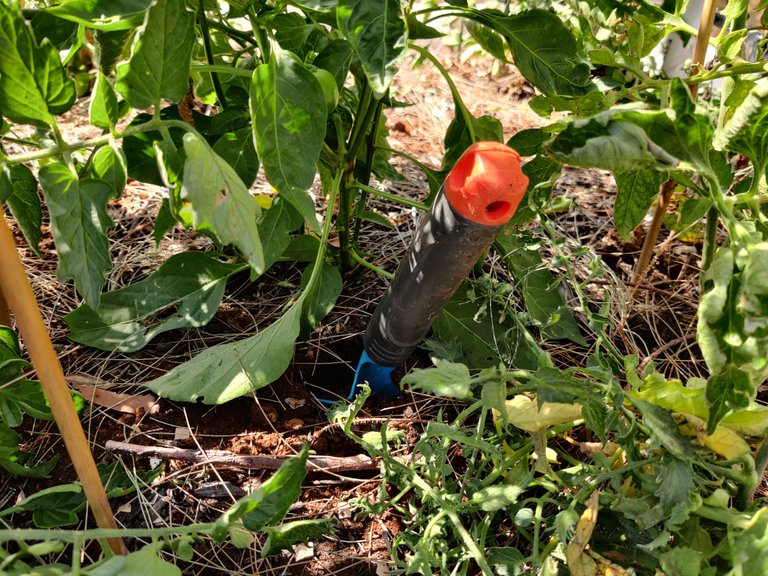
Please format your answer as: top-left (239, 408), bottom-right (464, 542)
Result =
top-left (305, 171), bottom-right (342, 292)
top-left (701, 206), bottom-right (719, 275)
top-left (0, 524), bottom-right (217, 543)
top-left (749, 435), bottom-right (768, 504)
top-left (353, 182), bottom-right (428, 211)
top-left (351, 249), bottom-right (394, 279)
top-left (410, 43), bottom-right (476, 143)
top-left (198, 5), bottom-right (229, 109)
top-left (353, 99), bottom-right (385, 242)
top-left (347, 79), bottom-right (376, 161)
top-left (189, 64), bottom-right (254, 79)
top-left (203, 19), bottom-right (259, 46)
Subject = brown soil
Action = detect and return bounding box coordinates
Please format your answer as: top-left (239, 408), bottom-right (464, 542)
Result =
top-left (0, 41), bottom-right (717, 575)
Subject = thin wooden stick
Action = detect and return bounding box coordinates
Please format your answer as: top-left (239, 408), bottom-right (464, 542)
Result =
top-left (105, 440), bottom-right (384, 473)
top-left (0, 287), bottom-right (12, 328)
top-left (0, 216), bottom-right (126, 556)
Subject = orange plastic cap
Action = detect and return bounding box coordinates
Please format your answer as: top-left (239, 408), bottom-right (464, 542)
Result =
top-left (444, 142), bottom-right (529, 226)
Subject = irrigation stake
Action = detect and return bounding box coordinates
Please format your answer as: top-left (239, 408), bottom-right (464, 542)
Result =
top-left (0, 215), bottom-right (126, 556)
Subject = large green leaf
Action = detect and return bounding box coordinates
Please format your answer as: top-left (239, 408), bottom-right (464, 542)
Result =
top-left (114, 0), bottom-right (195, 109)
top-left (0, 3), bottom-right (76, 126)
top-left (214, 445), bottom-right (309, 539)
top-left (259, 199), bottom-right (303, 270)
top-left (250, 51), bottom-right (327, 223)
top-left (182, 133), bottom-right (265, 274)
top-left (144, 296), bottom-right (304, 403)
top-left (1, 165), bottom-right (42, 255)
top-left (89, 72), bottom-right (119, 131)
top-left (613, 169), bottom-right (665, 240)
top-left (0, 484), bottom-right (85, 528)
top-left (495, 233), bottom-right (585, 344)
top-left (48, 0), bottom-right (152, 31)
top-left (39, 164), bottom-right (114, 308)
top-left (655, 455), bottom-right (694, 512)
top-left (300, 260), bottom-right (342, 329)
top-left (313, 39), bottom-right (354, 90)
top-left (65, 252), bottom-right (244, 353)
top-left (337, 0), bottom-right (407, 99)
top-left (89, 144), bottom-right (127, 198)
top-left (461, 9), bottom-right (594, 97)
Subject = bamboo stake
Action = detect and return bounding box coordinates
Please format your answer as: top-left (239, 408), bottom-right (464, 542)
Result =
top-left (0, 216), bottom-right (126, 556)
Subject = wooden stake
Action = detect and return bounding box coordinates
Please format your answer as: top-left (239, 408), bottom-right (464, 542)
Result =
top-left (0, 216), bottom-right (126, 556)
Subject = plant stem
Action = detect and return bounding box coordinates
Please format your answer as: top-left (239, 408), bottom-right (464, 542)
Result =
top-left (353, 182), bottom-right (428, 211)
top-left (189, 64), bottom-right (254, 79)
top-left (198, 5), bottom-right (229, 109)
top-left (351, 250), bottom-right (394, 279)
top-left (701, 205), bottom-right (719, 274)
top-left (353, 99), bottom-right (385, 243)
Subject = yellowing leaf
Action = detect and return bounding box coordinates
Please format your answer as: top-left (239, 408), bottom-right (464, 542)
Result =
top-left (504, 395), bottom-right (582, 432)
top-left (703, 426), bottom-right (751, 460)
top-left (566, 492), bottom-right (599, 576)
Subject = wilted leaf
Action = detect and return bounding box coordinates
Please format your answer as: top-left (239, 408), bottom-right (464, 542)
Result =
top-left (401, 359), bottom-right (473, 399)
top-left (504, 394), bottom-right (583, 432)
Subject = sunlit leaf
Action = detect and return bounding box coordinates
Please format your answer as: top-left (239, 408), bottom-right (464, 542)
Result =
top-left (144, 296), bottom-right (304, 403)
top-left (262, 519), bottom-right (336, 556)
top-left (114, 0), bottom-right (195, 109)
top-left (48, 0), bottom-right (152, 31)
top-left (1, 165), bottom-right (42, 255)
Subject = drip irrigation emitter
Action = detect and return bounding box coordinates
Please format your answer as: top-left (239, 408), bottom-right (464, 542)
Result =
top-left (348, 141), bottom-right (529, 400)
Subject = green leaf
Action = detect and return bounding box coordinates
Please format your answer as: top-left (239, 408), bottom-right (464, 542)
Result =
top-left (466, 20), bottom-right (507, 62)
top-left (90, 145), bottom-right (127, 198)
top-left (250, 51), bottom-right (327, 213)
top-left (2, 165), bottom-right (42, 255)
top-left (706, 365), bottom-right (754, 433)
top-left (301, 261), bottom-right (342, 330)
top-left (0, 380), bottom-right (52, 427)
top-left (715, 82), bottom-right (768, 181)
top-left (93, 28), bottom-right (134, 75)
top-left (214, 445), bottom-right (309, 538)
top-left (39, 164), bottom-right (114, 308)
top-left (65, 252), bottom-right (244, 352)
top-left (89, 72), bottom-right (119, 131)
top-left (88, 543), bottom-right (182, 576)
top-left (470, 484), bottom-right (524, 512)
top-left (145, 297), bottom-right (304, 403)
top-left (182, 133), bottom-right (265, 274)
top-left (262, 518), bottom-right (336, 556)
top-left (0, 3), bottom-right (76, 126)
top-left (495, 233), bottom-right (585, 344)
top-left (114, 0), bottom-right (195, 109)
top-left (259, 199), bottom-right (303, 270)
top-left (212, 127), bottom-right (260, 189)
top-left (154, 198), bottom-right (175, 245)
top-left (0, 484), bottom-right (85, 528)
top-left (313, 39), bottom-right (354, 90)
top-left (401, 359), bottom-right (473, 399)
top-left (461, 9), bottom-right (594, 97)
top-left (443, 112), bottom-right (503, 170)
top-left (433, 283), bottom-right (543, 370)
top-left (337, 0), bottom-right (407, 99)
top-left (659, 547), bottom-right (702, 576)
top-left (48, 0), bottom-right (152, 31)
top-left (0, 423), bottom-right (56, 478)
top-left (656, 455), bottom-right (694, 512)
top-left (613, 169), bottom-right (664, 240)
top-left (631, 398), bottom-right (694, 459)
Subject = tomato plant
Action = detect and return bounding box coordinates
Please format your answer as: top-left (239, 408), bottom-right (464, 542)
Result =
top-left (1, 0), bottom-right (768, 573)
